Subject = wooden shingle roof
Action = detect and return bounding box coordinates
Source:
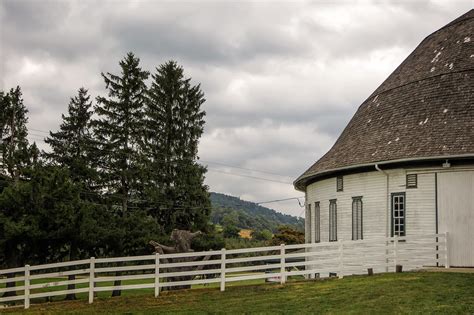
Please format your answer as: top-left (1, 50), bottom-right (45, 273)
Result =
top-left (295, 10), bottom-right (474, 191)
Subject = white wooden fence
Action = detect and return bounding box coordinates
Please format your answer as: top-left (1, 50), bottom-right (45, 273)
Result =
top-left (0, 233), bottom-right (448, 309)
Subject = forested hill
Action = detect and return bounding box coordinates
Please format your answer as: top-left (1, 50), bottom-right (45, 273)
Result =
top-left (210, 192), bottom-right (304, 232)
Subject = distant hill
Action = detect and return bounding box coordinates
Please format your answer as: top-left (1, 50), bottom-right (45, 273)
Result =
top-left (210, 192), bottom-right (304, 232)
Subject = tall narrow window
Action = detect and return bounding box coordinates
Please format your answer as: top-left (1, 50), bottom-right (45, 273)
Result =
top-left (352, 197), bottom-right (363, 240)
top-left (315, 202), bottom-right (320, 243)
top-left (305, 203), bottom-right (311, 243)
top-left (329, 199), bottom-right (337, 241)
top-left (336, 176), bottom-right (344, 192)
top-left (391, 193), bottom-right (406, 237)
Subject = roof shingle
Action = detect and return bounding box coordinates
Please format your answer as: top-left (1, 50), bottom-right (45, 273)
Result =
top-left (295, 10), bottom-right (474, 190)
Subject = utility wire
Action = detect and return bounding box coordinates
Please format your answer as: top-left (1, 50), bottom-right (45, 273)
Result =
top-left (206, 169), bottom-right (292, 184)
top-left (201, 160), bottom-right (292, 179)
top-left (256, 196), bottom-right (304, 205)
top-left (28, 128), bottom-right (49, 134)
top-left (26, 136), bottom-right (296, 186)
top-left (27, 128), bottom-right (294, 179)
top-left (8, 132), bottom-right (304, 215)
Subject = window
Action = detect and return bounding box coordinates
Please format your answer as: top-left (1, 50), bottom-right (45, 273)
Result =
top-left (352, 197), bottom-right (363, 240)
top-left (406, 174), bottom-right (417, 188)
top-left (329, 199), bottom-right (337, 241)
top-left (315, 202), bottom-right (320, 243)
top-left (305, 203), bottom-right (311, 243)
top-left (391, 193), bottom-right (406, 237)
top-left (336, 176), bottom-right (343, 192)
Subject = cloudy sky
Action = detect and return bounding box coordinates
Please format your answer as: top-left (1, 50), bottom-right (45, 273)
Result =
top-left (0, 0), bottom-right (472, 217)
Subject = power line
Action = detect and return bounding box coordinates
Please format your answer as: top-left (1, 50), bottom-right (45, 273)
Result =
top-left (29, 133), bottom-right (47, 138)
top-left (206, 169), bottom-right (292, 185)
top-left (28, 128), bottom-right (49, 134)
top-left (201, 160), bottom-right (293, 179)
top-left (26, 136), bottom-right (296, 186)
top-left (27, 127), bottom-right (294, 179)
top-left (8, 131), bottom-right (303, 215)
top-left (256, 196), bottom-right (304, 205)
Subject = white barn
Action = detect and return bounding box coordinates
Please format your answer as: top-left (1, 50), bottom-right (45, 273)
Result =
top-left (294, 10), bottom-right (474, 267)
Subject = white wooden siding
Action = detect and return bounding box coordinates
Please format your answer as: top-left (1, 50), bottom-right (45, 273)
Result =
top-left (305, 165), bottom-right (474, 267)
top-left (406, 173), bottom-right (436, 236)
top-left (306, 168), bottom-right (441, 242)
top-left (437, 171), bottom-right (474, 267)
top-left (307, 171), bottom-right (387, 242)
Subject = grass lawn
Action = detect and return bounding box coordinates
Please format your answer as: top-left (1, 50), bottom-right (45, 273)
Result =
top-left (0, 272), bottom-right (280, 301)
top-left (2, 271), bottom-right (474, 314)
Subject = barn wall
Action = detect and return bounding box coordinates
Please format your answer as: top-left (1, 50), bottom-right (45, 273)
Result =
top-left (305, 167), bottom-right (440, 243)
top-left (437, 170), bottom-right (474, 266)
top-left (405, 172), bottom-right (436, 236)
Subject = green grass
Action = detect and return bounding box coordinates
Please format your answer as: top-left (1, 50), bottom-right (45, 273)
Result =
top-left (0, 272), bottom-right (286, 302)
top-left (2, 272), bottom-right (474, 314)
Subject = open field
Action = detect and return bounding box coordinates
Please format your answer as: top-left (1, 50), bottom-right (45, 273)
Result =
top-left (2, 271), bottom-right (474, 314)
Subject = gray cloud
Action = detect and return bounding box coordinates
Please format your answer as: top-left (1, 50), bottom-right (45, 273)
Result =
top-left (1, 0), bottom-right (472, 216)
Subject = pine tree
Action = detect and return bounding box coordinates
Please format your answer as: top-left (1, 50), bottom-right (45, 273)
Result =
top-left (145, 61), bottom-right (211, 233)
top-left (93, 53), bottom-right (149, 213)
top-left (0, 91), bottom-right (9, 142)
top-left (93, 53), bottom-right (150, 297)
top-left (0, 163), bottom-right (108, 297)
top-left (0, 86), bottom-right (39, 296)
top-left (45, 88), bottom-right (97, 192)
top-left (0, 86), bottom-right (30, 182)
top-left (0, 90), bottom-right (9, 191)
top-left (44, 88), bottom-right (102, 299)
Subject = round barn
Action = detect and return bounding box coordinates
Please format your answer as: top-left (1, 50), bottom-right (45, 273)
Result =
top-left (294, 10), bottom-right (474, 267)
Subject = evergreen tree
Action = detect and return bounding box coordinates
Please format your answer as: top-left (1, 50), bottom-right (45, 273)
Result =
top-left (93, 52), bottom-right (150, 297)
top-left (45, 88), bottom-right (97, 191)
top-left (0, 164), bottom-right (102, 296)
top-left (145, 61), bottom-right (210, 233)
top-left (0, 87), bottom-right (41, 296)
top-left (0, 87), bottom-right (30, 182)
top-left (0, 91), bottom-right (9, 142)
top-left (44, 87), bottom-right (103, 299)
top-left (93, 53), bottom-right (149, 213)
top-left (0, 91), bottom-right (9, 193)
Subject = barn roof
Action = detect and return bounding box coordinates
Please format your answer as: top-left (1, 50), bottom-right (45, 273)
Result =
top-left (295, 10), bottom-right (474, 191)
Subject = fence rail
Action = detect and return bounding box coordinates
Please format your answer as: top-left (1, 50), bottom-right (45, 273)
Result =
top-left (0, 233), bottom-right (449, 309)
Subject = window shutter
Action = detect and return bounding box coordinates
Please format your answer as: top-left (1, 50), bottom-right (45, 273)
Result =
top-left (406, 174), bottom-right (417, 188)
top-left (329, 199), bottom-right (337, 241)
top-left (336, 176), bottom-right (343, 192)
top-left (315, 202), bottom-right (320, 243)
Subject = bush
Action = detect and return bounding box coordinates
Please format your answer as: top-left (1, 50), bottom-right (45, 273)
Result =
top-left (252, 229), bottom-right (273, 241)
top-left (270, 225), bottom-right (305, 245)
top-left (192, 231), bottom-right (225, 251)
top-left (222, 224), bottom-right (240, 238)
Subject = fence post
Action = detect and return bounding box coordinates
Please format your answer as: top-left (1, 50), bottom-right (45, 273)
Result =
top-left (444, 232), bottom-right (450, 268)
top-left (280, 244), bottom-right (286, 284)
top-left (155, 253), bottom-right (160, 297)
top-left (338, 240), bottom-right (344, 279)
top-left (88, 257), bottom-right (95, 304)
top-left (309, 243), bottom-right (315, 280)
top-left (220, 248), bottom-right (226, 292)
top-left (24, 265), bottom-right (30, 309)
top-left (394, 235), bottom-right (398, 272)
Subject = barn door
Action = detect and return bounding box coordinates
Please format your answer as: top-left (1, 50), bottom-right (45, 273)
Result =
top-left (437, 171), bottom-right (474, 267)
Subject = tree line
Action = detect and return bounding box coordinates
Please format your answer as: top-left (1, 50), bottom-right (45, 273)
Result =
top-left (0, 53), bottom-right (215, 275)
